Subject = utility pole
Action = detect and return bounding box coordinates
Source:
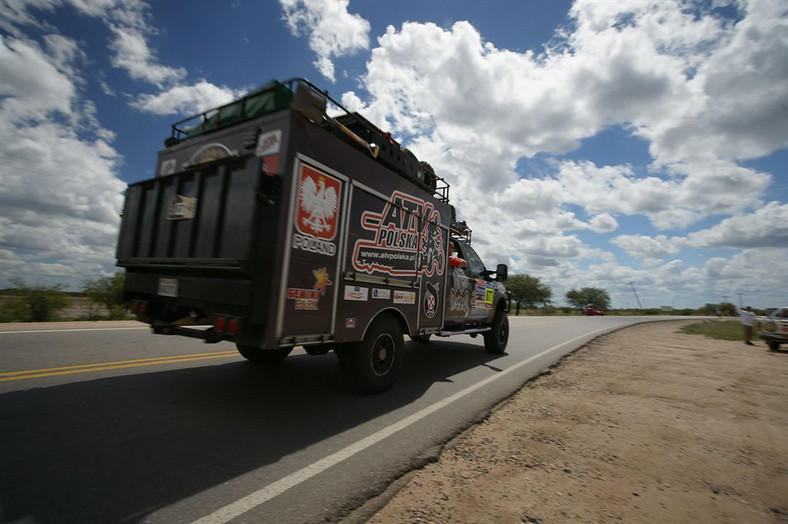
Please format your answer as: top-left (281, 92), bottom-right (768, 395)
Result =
top-left (628, 281), bottom-right (643, 309)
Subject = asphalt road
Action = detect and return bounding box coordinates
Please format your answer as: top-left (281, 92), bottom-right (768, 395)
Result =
top-left (0, 316), bottom-right (694, 523)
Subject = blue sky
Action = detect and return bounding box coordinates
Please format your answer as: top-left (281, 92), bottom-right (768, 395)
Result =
top-left (1, 0), bottom-right (786, 309)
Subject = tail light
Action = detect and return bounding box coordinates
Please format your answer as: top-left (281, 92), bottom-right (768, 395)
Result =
top-left (131, 300), bottom-right (147, 316)
top-left (214, 316), bottom-right (242, 335)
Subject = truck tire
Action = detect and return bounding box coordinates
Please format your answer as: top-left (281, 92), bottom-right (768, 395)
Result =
top-left (237, 345), bottom-right (292, 363)
top-left (419, 161), bottom-right (437, 192)
top-left (767, 340), bottom-right (781, 351)
top-left (483, 308), bottom-right (509, 355)
top-left (337, 314), bottom-right (404, 394)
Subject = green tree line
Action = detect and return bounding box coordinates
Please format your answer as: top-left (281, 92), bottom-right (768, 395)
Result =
top-left (0, 272), bottom-right (127, 322)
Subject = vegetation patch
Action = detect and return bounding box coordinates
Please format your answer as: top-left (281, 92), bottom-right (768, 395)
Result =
top-left (679, 320), bottom-right (751, 341)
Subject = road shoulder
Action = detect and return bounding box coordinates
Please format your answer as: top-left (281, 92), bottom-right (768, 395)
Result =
top-left (366, 320), bottom-right (788, 523)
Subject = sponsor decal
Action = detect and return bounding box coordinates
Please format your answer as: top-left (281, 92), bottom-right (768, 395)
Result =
top-left (484, 286), bottom-right (495, 308)
top-left (344, 285), bottom-right (369, 302)
top-left (352, 191), bottom-right (445, 277)
top-left (287, 288), bottom-right (319, 310)
top-left (255, 129), bottom-right (281, 156)
top-left (292, 164), bottom-right (341, 256)
top-left (166, 195), bottom-right (197, 220)
top-left (449, 267), bottom-right (470, 313)
top-left (345, 318), bottom-right (357, 329)
top-left (286, 268), bottom-right (333, 311)
top-left (424, 281), bottom-right (439, 319)
top-left (393, 290), bottom-right (416, 305)
top-left (312, 267), bottom-right (333, 296)
top-left (474, 279), bottom-right (487, 308)
top-left (372, 288), bottom-right (391, 300)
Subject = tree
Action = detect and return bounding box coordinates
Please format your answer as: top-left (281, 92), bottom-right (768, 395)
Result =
top-left (83, 272), bottom-right (127, 319)
top-left (566, 287), bottom-right (611, 311)
top-left (4, 280), bottom-right (69, 322)
top-left (506, 274), bottom-right (552, 315)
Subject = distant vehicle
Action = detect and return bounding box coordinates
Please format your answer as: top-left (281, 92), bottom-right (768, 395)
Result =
top-left (757, 307), bottom-right (788, 351)
top-left (583, 305), bottom-right (605, 316)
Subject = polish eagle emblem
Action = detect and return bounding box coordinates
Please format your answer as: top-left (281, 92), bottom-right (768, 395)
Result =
top-left (298, 171), bottom-right (339, 238)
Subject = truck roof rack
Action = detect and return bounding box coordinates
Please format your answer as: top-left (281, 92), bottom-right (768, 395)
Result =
top-left (450, 221), bottom-right (472, 245)
top-left (166, 78), bottom-right (450, 202)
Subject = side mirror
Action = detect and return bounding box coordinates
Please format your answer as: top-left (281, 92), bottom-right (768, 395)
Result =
top-left (496, 264), bottom-right (508, 282)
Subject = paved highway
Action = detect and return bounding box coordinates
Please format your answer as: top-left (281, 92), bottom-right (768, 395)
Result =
top-left (0, 316), bottom-right (693, 523)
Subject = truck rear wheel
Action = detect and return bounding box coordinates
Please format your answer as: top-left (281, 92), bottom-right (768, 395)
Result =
top-left (483, 308), bottom-right (509, 355)
top-left (237, 345), bottom-right (292, 363)
top-left (337, 314), bottom-right (404, 394)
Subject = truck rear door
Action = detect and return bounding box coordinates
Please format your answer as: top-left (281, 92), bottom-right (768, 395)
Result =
top-left (276, 155), bottom-right (349, 344)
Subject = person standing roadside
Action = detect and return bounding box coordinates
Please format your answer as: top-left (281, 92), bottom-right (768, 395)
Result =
top-left (736, 306), bottom-right (757, 346)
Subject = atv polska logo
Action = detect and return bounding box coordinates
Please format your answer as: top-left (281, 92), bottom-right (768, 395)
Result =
top-left (292, 164), bottom-right (341, 256)
top-left (352, 190), bottom-right (445, 277)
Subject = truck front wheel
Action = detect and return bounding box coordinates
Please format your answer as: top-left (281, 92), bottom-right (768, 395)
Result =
top-left (483, 309), bottom-right (509, 355)
top-left (237, 345), bottom-right (292, 363)
top-left (337, 314), bottom-right (404, 394)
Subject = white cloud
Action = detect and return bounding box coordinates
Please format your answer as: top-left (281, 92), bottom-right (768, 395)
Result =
top-left (108, 24), bottom-right (185, 86)
top-left (0, 35), bottom-right (75, 120)
top-left (0, 21), bottom-right (126, 290)
top-left (280, 0), bottom-right (370, 81)
top-left (132, 80), bottom-right (245, 115)
top-left (686, 202), bottom-right (788, 249)
top-left (611, 234), bottom-right (682, 259)
top-left (336, 0), bottom-right (785, 309)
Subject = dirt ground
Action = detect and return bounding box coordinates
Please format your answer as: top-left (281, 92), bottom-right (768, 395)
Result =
top-left (362, 320), bottom-right (788, 523)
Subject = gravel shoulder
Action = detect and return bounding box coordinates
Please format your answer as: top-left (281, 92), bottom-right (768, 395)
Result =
top-left (363, 320), bottom-right (788, 523)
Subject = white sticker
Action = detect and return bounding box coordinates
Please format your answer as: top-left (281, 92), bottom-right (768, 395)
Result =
top-left (344, 286), bottom-right (369, 302)
top-left (372, 288), bottom-right (391, 300)
top-left (256, 129), bottom-right (282, 156)
top-left (393, 290), bottom-right (415, 304)
top-left (160, 159), bottom-right (176, 176)
top-left (158, 278), bottom-right (178, 297)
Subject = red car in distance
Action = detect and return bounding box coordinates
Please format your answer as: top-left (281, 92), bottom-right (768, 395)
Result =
top-left (583, 305), bottom-right (606, 316)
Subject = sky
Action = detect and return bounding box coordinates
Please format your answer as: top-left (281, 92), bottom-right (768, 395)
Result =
top-left (0, 0), bottom-right (786, 310)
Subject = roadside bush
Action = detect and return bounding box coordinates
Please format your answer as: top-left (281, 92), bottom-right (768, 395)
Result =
top-left (83, 272), bottom-right (128, 320)
top-left (2, 280), bottom-right (69, 322)
top-left (0, 298), bottom-right (32, 322)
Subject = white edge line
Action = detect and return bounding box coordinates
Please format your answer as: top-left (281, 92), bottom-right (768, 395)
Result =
top-left (0, 327), bottom-right (149, 335)
top-left (193, 326), bottom-right (612, 524)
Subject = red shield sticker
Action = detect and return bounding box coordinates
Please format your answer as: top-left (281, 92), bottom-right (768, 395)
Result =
top-left (296, 165), bottom-right (341, 240)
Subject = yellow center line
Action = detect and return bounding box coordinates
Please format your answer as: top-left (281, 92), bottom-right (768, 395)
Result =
top-left (0, 350), bottom-right (238, 382)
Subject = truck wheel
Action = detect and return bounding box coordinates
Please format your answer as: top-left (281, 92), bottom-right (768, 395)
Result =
top-left (237, 344), bottom-right (292, 363)
top-left (483, 309), bottom-right (509, 355)
top-left (337, 314), bottom-right (404, 394)
top-left (767, 340), bottom-right (781, 351)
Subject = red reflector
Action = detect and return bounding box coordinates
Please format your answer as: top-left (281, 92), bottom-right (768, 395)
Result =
top-left (228, 318), bottom-right (239, 335)
top-left (138, 302), bottom-right (146, 316)
top-left (130, 302), bottom-right (138, 314)
top-left (215, 316), bottom-right (227, 333)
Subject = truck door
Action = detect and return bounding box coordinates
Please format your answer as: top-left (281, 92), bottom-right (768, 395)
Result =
top-left (455, 241), bottom-right (495, 322)
top-left (277, 155), bottom-right (348, 342)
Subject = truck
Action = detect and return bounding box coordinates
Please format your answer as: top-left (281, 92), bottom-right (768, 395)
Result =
top-left (116, 78), bottom-right (509, 394)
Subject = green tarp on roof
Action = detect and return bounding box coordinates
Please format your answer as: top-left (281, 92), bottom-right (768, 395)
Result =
top-left (184, 80), bottom-right (293, 138)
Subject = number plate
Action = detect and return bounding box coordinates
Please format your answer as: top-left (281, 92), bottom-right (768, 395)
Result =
top-left (158, 278), bottom-right (178, 297)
